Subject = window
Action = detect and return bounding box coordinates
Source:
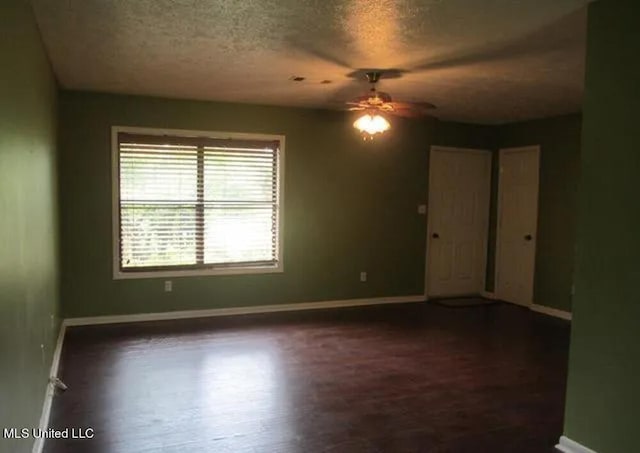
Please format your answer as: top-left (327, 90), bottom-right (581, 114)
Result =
top-left (112, 127), bottom-right (284, 279)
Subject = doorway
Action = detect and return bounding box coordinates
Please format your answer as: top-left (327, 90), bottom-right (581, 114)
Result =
top-left (495, 146), bottom-right (540, 306)
top-left (426, 146), bottom-right (491, 298)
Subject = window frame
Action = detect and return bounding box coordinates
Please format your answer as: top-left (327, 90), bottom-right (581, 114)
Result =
top-left (111, 126), bottom-right (285, 280)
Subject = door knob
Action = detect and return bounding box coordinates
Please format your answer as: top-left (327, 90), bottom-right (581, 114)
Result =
top-left (524, 234), bottom-right (533, 241)
top-left (432, 233), bottom-right (440, 239)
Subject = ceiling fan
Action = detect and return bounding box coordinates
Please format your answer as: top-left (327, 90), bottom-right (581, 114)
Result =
top-left (346, 70), bottom-right (436, 118)
top-left (345, 70), bottom-right (436, 139)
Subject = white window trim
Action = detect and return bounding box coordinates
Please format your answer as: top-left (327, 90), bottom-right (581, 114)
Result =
top-left (111, 125), bottom-right (285, 280)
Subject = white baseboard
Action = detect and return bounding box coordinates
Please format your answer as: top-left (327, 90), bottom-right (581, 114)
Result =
top-left (556, 435), bottom-right (598, 453)
top-left (64, 295), bottom-right (427, 327)
top-left (32, 322), bottom-right (66, 453)
top-left (530, 303), bottom-right (572, 321)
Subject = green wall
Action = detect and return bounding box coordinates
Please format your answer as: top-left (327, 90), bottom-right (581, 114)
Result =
top-left (0, 1), bottom-right (60, 452)
top-left (57, 92), bottom-right (497, 318)
top-left (58, 90), bottom-right (579, 318)
top-left (58, 92), bottom-right (487, 317)
top-left (563, 1), bottom-right (640, 451)
top-left (434, 120), bottom-right (498, 150)
top-left (495, 114), bottom-right (582, 312)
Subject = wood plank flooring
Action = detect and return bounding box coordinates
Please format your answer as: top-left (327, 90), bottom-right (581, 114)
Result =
top-left (44, 302), bottom-right (570, 453)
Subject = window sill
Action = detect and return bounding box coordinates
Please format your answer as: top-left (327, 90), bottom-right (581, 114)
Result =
top-left (113, 264), bottom-right (283, 280)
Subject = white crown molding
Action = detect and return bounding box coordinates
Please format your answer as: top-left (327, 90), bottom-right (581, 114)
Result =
top-left (556, 436), bottom-right (598, 453)
top-left (64, 295), bottom-right (427, 327)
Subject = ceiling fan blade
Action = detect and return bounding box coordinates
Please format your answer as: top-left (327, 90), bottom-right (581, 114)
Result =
top-left (390, 109), bottom-right (424, 119)
top-left (390, 101), bottom-right (436, 110)
top-left (386, 102), bottom-right (437, 118)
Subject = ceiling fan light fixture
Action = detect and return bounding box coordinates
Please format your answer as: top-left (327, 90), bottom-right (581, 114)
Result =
top-left (353, 113), bottom-right (390, 139)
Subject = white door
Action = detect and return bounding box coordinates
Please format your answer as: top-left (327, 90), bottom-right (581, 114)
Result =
top-left (495, 146), bottom-right (540, 306)
top-left (426, 147), bottom-right (491, 297)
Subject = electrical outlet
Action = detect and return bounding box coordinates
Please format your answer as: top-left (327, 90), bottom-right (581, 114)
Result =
top-left (360, 271), bottom-right (367, 282)
top-left (418, 204), bottom-right (427, 215)
top-left (164, 280), bottom-right (172, 292)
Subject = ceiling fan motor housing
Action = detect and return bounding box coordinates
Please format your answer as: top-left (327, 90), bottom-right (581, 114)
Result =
top-left (365, 71), bottom-right (382, 84)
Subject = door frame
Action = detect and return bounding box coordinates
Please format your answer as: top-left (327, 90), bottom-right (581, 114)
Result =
top-left (425, 146), bottom-right (492, 298)
top-left (494, 145), bottom-right (540, 306)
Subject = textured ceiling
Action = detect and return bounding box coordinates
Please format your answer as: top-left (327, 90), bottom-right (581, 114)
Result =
top-left (31, 0), bottom-right (589, 124)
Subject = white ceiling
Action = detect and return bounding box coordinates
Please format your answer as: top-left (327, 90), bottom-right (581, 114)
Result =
top-left (31, 0), bottom-right (589, 124)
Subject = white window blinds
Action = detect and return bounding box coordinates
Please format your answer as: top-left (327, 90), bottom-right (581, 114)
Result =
top-left (117, 132), bottom-right (281, 273)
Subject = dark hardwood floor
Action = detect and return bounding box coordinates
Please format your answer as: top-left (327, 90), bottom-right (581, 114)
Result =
top-left (44, 302), bottom-right (570, 453)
